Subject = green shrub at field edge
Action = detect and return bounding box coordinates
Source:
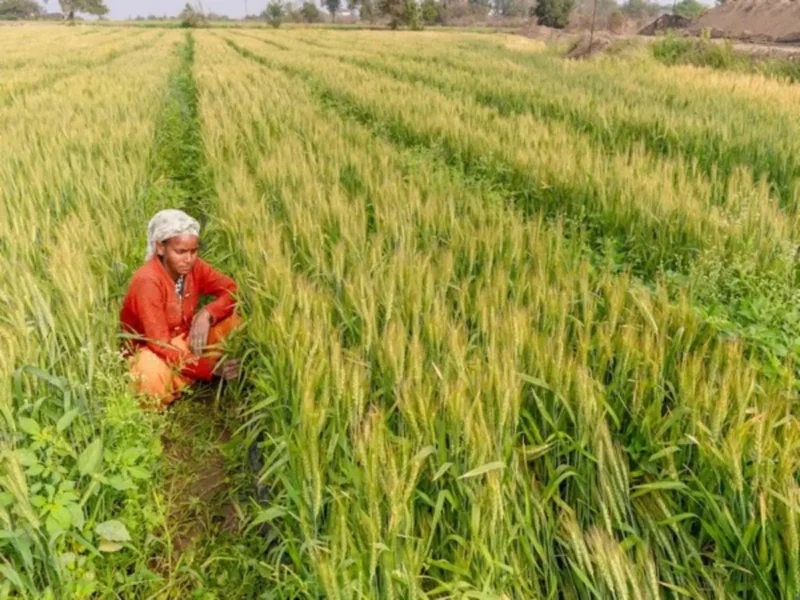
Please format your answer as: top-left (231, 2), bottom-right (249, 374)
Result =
top-left (652, 33), bottom-right (800, 83)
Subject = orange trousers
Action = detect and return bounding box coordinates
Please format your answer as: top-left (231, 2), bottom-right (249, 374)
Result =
top-left (129, 314), bottom-right (242, 407)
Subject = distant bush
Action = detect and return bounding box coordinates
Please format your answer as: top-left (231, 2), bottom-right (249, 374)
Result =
top-left (652, 33), bottom-right (737, 69)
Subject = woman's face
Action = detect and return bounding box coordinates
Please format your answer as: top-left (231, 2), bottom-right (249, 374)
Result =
top-left (157, 234), bottom-right (199, 278)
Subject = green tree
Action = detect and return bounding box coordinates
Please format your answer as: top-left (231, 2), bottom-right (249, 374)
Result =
top-left (300, 1), bottom-right (321, 21)
top-left (360, 0), bottom-right (420, 25)
top-left (0, 0), bottom-right (42, 19)
top-left (178, 2), bottom-right (204, 26)
top-left (49, 0), bottom-right (108, 20)
top-left (404, 0), bottom-right (421, 27)
top-left (360, 0), bottom-right (376, 20)
top-left (494, 0), bottom-right (525, 17)
top-left (607, 8), bottom-right (624, 31)
top-left (324, 0), bottom-right (340, 22)
top-left (574, 0), bottom-right (617, 18)
top-left (468, 0), bottom-right (491, 15)
top-left (265, 0), bottom-right (284, 26)
top-left (532, 0), bottom-right (574, 27)
top-left (443, 0), bottom-right (471, 20)
top-left (352, 0), bottom-right (376, 21)
top-left (378, 0), bottom-right (404, 27)
top-left (421, 0), bottom-right (445, 23)
top-left (673, 0), bottom-right (703, 18)
top-left (621, 0), bottom-right (657, 18)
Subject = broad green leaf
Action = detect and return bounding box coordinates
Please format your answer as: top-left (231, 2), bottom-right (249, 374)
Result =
top-left (57, 552), bottom-right (77, 568)
top-left (95, 519), bottom-right (131, 542)
top-left (121, 447), bottom-right (146, 463)
top-left (52, 505), bottom-right (72, 530)
top-left (25, 464), bottom-right (44, 477)
top-left (68, 504), bottom-right (85, 530)
top-left (106, 475), bottom-right (134, 491)
top-left (98, 541), bottom-right (123, 553)
top-left (458, 461), bottom-right (505, 480)
top-left (77, 439), bottom-right (103, 477)
top-left (56, 491), bottom-right (78, 505)
top-left (45, 506), bottom-right (72, 536)
top-left (17, 418), bottom-right (40, 437)
top-left (127, 466), bottom-right (151, 480)
top-left (56, 409), bottom-right (79, 433)
top-left (15, 450), bottom-right (37, 468)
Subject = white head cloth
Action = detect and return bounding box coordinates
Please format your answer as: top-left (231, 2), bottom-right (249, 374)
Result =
top-left (145, 209), bottom-right (201, 262)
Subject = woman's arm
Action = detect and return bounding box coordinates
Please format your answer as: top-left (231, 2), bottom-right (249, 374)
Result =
top-left (129, 278), bottom-right (216, 381)
top-left (194, 259), bottom-right (238, 323)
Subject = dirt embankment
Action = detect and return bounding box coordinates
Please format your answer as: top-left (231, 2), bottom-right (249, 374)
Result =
top-left (691, 0), bottom-right (800, 44)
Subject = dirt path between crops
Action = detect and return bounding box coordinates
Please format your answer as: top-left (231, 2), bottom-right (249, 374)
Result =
top-left (145, 33), bottom-right (249, 572)
top-left (161, 391), bottom-right (239, 555)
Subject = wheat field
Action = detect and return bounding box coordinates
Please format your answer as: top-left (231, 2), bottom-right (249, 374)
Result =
top-left (1, 24), bottom-right (800, 599)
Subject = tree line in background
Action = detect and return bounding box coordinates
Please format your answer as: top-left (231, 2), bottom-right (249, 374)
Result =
top-left (0, 0), bottom-right (707, 43)
top-left (0, 0), bottom-right (107, 20)
top-left (242, 0), bottom-right (704, 30)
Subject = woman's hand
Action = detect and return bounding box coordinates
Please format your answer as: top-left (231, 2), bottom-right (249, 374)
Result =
top-left (213, 359), bottom-right (241, 381)
top-left (189, 309), bottom-right (212, 355)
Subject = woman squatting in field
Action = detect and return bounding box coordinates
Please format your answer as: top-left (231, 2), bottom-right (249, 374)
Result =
top-left (120, 209), bottom-right (241, 408)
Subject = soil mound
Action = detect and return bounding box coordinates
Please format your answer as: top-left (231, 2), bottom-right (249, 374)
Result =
top-left (691, 0), bottom-right (800, 42)
top-left (640, 14), bottom-right (693, 35)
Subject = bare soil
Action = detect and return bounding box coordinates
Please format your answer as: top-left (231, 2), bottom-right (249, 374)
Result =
top-left (519, 19), bottom-right (800, 61)
top-left (161, 389), bottom-right (239, 555)
top-left (691, 0), bottom-right (800, 43)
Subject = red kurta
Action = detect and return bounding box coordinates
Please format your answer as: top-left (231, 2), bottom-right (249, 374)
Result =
top-left (120, 257), bottom-right (237, 381)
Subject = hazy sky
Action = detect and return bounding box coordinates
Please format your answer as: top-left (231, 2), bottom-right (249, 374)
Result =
top-left (103, 0), bottom-right (264, 19)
